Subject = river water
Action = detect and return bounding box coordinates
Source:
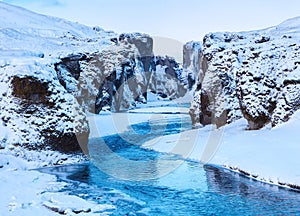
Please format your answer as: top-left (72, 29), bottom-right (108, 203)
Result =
top-left (40, 112), bottom-right (300, 215)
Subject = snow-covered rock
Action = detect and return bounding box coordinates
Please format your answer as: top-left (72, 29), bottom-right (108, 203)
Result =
top-left (183, 41), bottom-right (204, 90)
top-left (55, 33), bottom-right (188, 114)
top-left (149, 55), bottom-right (187, 100)
top-left (0, 64), bottom-right (89, 154)
top-left (190, 17), bottom-right (300, 129)
top-left (0, 1), bottom-right (115, 156)
top-left (0, 2), bottom-right (189, 160)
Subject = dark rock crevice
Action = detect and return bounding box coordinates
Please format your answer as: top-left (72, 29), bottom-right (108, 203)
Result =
top-left (12, 76), bottom-right (54, 106)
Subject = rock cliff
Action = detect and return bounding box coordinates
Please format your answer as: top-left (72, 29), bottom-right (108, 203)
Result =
top-left (0, 64), bottom-right (89, 154)
top-left (189, 17), bottom-right (300, 129)
top-left (55, 33), bottom-right (187, 114)
top-left (0, 2), bottom-right (188, 158)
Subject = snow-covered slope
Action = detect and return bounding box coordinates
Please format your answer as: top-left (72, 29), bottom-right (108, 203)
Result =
top-left (142, 108), bottom-right (300, 190)
top-left (189, 16), bottom-right (300, 129)
top-left (0, 1), bottom-right (115, 62)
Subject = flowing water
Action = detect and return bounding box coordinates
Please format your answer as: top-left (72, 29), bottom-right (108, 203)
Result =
top-left (40, 112), bottom-right (300, 215)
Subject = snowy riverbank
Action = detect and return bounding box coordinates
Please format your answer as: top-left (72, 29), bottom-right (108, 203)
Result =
top-left (141, 108), bottom-right (300, 190)
top-left (0, 150), bottom-right (115, 215)
top-left (88, 99), bottom-right (300, 189)
top-left (1, 102), bottom-right (300, 215)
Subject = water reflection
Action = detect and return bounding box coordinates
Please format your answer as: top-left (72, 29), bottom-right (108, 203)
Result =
top-left (204, 165), bottom-right (300, 215)
top-left (39, 161), bottom-right (300, 216)
top-left (88, 116), bottom-right (192, 181)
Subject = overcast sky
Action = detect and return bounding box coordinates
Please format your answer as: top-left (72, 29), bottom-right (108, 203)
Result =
top-left (2, 0), bottom-right (300, 43)
top-left (2, 0), bottom-right (300, 62)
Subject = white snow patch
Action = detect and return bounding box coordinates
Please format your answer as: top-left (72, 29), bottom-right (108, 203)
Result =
top-left (142, 110), bottom-right (300, 188)
top-left (0, 153), bottom-right (115, 215)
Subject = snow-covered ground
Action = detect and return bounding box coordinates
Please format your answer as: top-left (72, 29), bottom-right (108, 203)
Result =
top-left (0, 152), bottom-right (115, 215)
top-left (0, 1), bottom-right (115, 64)
top-left (142, 108), bottom-right (300, 190)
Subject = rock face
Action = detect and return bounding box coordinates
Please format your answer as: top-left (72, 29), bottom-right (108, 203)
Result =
top-left (189, 17), bottom-right (300, 129)
top-left (0, 64), bottom-right (89, 154)
top-left (183, 41), bottom-right (205, 90)
top-left (0, 1), bottom-right (116, 156)
top-left (55, 33), bottom-right (187, 114)
top-left (149, 55), bottom-right (187, 100)
top-left (0, 2), bottom-right (189, 157)
top-left (1, 32), bottom-right (188, 155)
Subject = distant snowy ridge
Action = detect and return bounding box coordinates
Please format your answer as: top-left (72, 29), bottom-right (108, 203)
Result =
top-left (0, 1), bottom-right (115, 60)
top-left (189, 16), bottom-right (300, 130)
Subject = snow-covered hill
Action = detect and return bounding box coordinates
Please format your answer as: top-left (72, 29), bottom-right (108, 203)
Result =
top-left (0, 1), bottom-right (115, 62)
top-left (0, 1), bottom-right (111, 160)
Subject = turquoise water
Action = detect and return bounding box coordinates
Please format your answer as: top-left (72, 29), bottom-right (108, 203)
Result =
top-left (42, 160), bottom-right (300, 215)
top-left (40, 116), bottom-right (300, 215)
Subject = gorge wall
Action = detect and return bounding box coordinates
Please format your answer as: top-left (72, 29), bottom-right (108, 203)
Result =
top-left (55, 33), bottom-right (188, 115)
top-left (189, 17), bottom-right (300, 129)
top-left (0, 1), bottom-right (189, 158)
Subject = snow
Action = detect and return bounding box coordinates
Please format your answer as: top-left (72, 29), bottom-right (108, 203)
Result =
top-left (142, 110), bottom-right (300, 188)
top-left (42, 193), bottom-right (114, 215)
top-left (0, 1), bottom-right (300, 215)
top-left (88, 91), bottom-right (191, 138)
top-left (0, 153), bottom-right (115, 215)
top-left (0, 1), bottom-right (116, 64)
top-left (0, 169), bottom-right (62, 216)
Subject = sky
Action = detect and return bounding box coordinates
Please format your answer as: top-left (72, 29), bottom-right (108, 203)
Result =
top-left (2, 0), bottom-right (300, 61)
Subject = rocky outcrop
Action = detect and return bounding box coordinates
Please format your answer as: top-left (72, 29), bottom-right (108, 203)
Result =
top-left (0, 2), bottom-right (190, 160)
top-left (0, 30), bottom-right (188, 157)
top-left (187, 39), bottom-right (240, 128)
top-left (189, 17), bottom-right (300, 129)
top-left (183, 41), bottom-right (205, 90)
top-left (55, 33), bottom-right (188, 114)
top-left (0, 1), bottom-right (118, 157)
top-left (0, 64), bottom-right (89, 154)
top-left (148, 56), bottom-right (187, 100)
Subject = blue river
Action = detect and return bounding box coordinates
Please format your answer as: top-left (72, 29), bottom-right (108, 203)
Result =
top-left (40, 115), bottom-right (300, 215)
